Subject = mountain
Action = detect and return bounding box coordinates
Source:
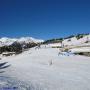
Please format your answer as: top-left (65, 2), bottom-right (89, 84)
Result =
top-left (0, 37), bottom-right (44, 47)
top-left (0, 33), bottom-right (90, 47)
top-left (44, 34), bottom-right (90, 46)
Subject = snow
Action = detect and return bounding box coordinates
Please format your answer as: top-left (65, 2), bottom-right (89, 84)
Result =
top-left (70, 47), bottom-right (90, 53)
top-left (17, 37), bottom-right (44, 44)
top-left (62, 34), bottom-right (90, 46)
top-left (0, 37), bottom-right (44, 47)
top-left (0, 34), bottom-right (90, 47)
top-left (0, 37), bottom-right (17, 47)
top-left (48, 43), bottom-right (61, 47)
top-left (0, 46), bottom-right (90, 90)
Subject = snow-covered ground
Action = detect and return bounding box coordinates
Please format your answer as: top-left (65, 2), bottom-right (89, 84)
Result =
top-left (62, 34), bottom-right (90, 46)
top-left (70, 47), bottom-right (90, 53)
top-left (0, 46), bottom-right (90, 90)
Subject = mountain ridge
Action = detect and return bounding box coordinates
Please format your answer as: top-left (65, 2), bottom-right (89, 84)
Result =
top-left (0, 33), bottom-right (90, 47)
top-left (0, 37), bottom-right (44, 47)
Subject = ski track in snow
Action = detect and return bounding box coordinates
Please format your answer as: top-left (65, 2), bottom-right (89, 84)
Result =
top-left (0, 46), bottom-right (90, 90)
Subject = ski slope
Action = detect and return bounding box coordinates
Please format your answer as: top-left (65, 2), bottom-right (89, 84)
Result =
top-left (1, 46), bottom-right (90, 90)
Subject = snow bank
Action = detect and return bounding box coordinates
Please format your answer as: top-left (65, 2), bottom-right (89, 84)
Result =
top-left (70, 47), bottom-right (90, 53)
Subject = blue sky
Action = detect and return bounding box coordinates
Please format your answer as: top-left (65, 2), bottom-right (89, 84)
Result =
top-left (0, 0), bottom-right (90, 40)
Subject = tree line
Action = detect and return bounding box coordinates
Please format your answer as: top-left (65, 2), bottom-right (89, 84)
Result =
top-left (0, 42), bottom-right (37, 54)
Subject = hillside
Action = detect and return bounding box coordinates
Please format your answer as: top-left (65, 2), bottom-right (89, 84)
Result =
top-left (44, 33), bottom-right (90, 46)
top-left (0, 46), bottom-right (90, 90)
top-left (0, 34), bottom-right (90, 56)
top-left (43, 34), bottom-right (90, 56)
top-left (0, 34), bottom-right (90, 89)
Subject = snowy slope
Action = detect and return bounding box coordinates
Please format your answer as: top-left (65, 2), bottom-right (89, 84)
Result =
top-left (0, 37), bottom-right (44, 47)
top-left (1, 46), bottom-right (90, 90)
top-left (62, 34), bottom-right (90, 46)
top-left (70, 47), bottom-right (90, 53)
top-left (44, 34), bottom-right (90, 48)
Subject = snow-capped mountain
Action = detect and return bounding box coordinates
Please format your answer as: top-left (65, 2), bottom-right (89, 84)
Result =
top-left (0, 37), bottom-right (44, 47)
top-left (0, 34), bottom-right (90, 47)
top-left (17, 37), bottom-right (44, 44)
